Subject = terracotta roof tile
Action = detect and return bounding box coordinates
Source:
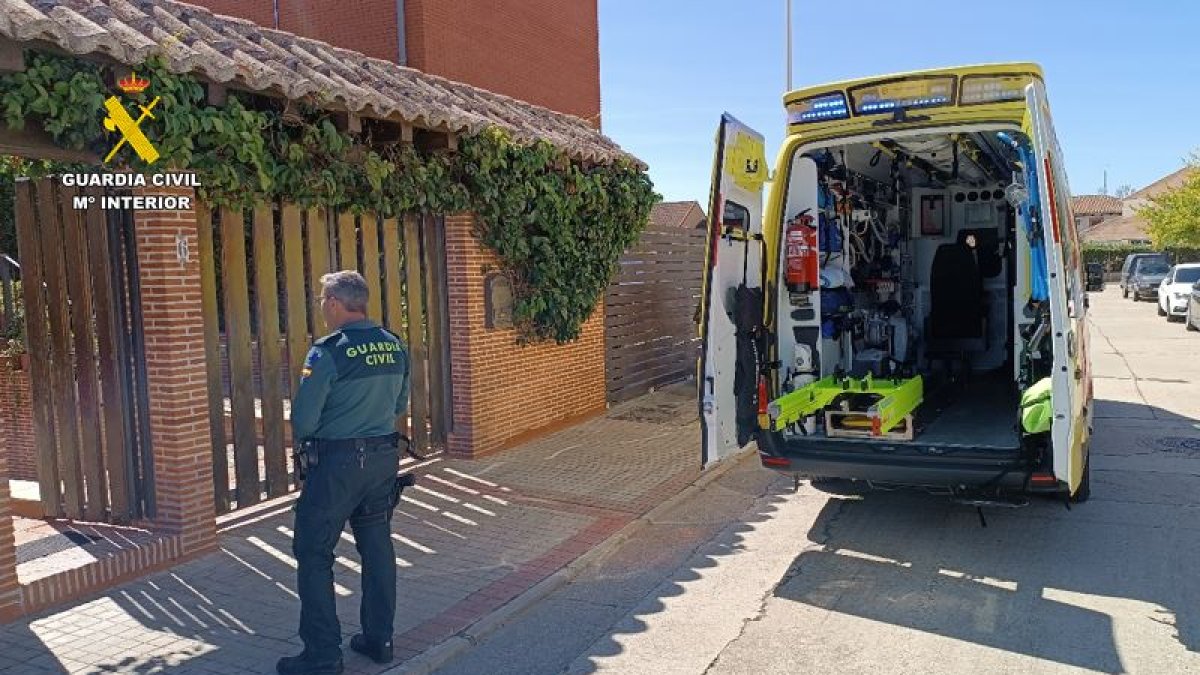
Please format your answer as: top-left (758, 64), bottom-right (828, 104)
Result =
top-left (0, 0), bottom-right (638, 165)
top-left (1070, 194), bottom-right (1122, 216)
top-left (1128, 166), bottom-right (1197, 200)
top-left (1083, 214), bottom-right (1151, 243)
top-left (650, 201), bottom-right (706, 229)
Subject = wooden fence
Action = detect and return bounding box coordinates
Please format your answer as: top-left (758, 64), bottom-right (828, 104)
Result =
top-left (605, 224), bottom-right (707, 402)
top-left (199, 206), bottom-right (451, 513)
top-left (12, 179), bottom-right (151, 523)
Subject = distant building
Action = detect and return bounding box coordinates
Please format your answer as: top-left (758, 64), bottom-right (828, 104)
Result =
top-left (1082, 166), bottom-right (1198, 245)
top-left (1070, 195), bottom-right (1122, 233)
top-left (649, 201), bottom-right (707, 229)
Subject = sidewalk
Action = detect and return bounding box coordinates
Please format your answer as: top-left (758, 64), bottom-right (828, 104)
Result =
top-left (0, 383), bottom-right (713, 674)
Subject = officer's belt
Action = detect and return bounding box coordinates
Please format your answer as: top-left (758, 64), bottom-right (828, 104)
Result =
top-left (311, 432), bottom-right (400, 453)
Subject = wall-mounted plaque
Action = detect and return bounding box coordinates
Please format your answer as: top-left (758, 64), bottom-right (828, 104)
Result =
top-left (484, 273), bottom-right (514, 329)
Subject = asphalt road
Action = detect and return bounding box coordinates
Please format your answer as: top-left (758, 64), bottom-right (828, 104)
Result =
top-left (435, 286), bottom-right (1200, 675)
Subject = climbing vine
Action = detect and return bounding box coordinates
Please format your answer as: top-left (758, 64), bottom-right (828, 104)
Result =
top-left (0, 50), bottom-right (657, 343)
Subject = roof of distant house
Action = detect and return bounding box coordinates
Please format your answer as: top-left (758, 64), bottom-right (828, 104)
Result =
top-left (1083, 214), bottom-right (1151, 243)
top-left (649, 201), bottom-right (706, 229)
top-left (1127, 166), bottom-right (1198, 200)
top-left (1071, 194), bottom-right (1122, 216)
top-left (0, 0), bottom-right (637, 165)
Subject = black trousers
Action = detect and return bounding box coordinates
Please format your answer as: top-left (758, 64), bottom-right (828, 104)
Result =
top-left (292, 444), bottom-right (400, 662)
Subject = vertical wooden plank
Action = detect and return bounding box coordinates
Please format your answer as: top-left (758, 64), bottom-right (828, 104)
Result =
top-left (361, 213), bottom-right (382, 320)
top-left (337, 211), bottom-right (357, 271)
top-left (87, 187), bottom-right (131, 521)
top-left (59, 186), bottom-right (107, 521)
top-left (402, 214), bottom-right (430, 452)
top-left (40, 182), bottom-right (84, 519)
top-left (197, 203), bottom-right (229, 512)
top-left (13, 181), bottom-right (61, 518)
top-left (221, 207), bottom-right (260, 508)
top-left (281, 204), bottom-right (308, 397)
top-left (382, 217), bottom-right (403, 335)
top-left (253, 205), bottom-right (288, 498)
top-left (307, 208), bottom-right (332, 322)
top-left (421, 215), bottom-right (449, 444)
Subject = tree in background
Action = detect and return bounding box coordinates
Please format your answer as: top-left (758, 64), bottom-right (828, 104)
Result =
top-left (1141, 157), bottom-right (1200, 248)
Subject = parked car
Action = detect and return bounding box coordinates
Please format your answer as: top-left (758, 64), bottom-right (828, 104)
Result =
top-left (1085, 262), bottom-right (1105, 291)
top-left (1120, 253), bottom-right (1170, 299)
top-left (1157, 263), bottom-right (1200, 320)
top-left (1187, 280), bottom-right (1200, 332)
top-left (1127, 259), bottom-right (1170, 302)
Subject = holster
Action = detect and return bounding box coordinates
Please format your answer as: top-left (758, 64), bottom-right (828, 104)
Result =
top-left (292, 440), bottom-right (318, 481)
top-left (390, 473), bottom-right (416, 512)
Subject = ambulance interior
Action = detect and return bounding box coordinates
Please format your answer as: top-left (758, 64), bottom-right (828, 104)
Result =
top-left (771, 128), bottom-right (1045, 451)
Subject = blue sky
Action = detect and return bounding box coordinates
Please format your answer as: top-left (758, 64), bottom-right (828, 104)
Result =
top-left (599, 0), bottom-right (1200, 206)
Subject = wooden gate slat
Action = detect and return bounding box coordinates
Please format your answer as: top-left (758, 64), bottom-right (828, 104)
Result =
top-left (281, 204), bottom-right (308, 398)
top-left (307, 208), bottom-right (332, 312)
top-left (197, 204), bottom-right (229, 512)
top-left (338, 211), bottom-right (357, 271)
top-left (13, 182), bottom-right (61, 517)
top-left (221, 207), bottom-right (261, 508)
top-left (253, 205), bottom-right (288, 498)
top-left (39, 182), bottom-right (84, 519)
top-left (87, 187), bottom-right (132, 521)
top-left (382, 218), bottom-right (403, 335)
top-left (58, 186), bottom-right (107, 521)
top-left (421, 215), bottom-right (449, 444)
top-left (402, 214), bottom-right (430, 453)
top-left (361, 213), bottom-right (382, 320)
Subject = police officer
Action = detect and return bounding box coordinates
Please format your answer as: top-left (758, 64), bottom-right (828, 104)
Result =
top-left (278, 271), bottom-right (409, 675)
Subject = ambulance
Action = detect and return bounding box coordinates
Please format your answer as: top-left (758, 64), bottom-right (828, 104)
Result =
top-left (699, 64), bottom-right (1093, 503)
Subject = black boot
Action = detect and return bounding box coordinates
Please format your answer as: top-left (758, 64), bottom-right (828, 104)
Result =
top-left (276, 651), bottom-right (344, 675)
top-left (350, 634), bottom-right (394, 664)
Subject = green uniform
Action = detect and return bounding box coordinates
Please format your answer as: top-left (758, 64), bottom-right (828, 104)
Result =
top-left (287, 318), bottom-right (409, 670)
top-left (291, 319), bottom-right (410, 441)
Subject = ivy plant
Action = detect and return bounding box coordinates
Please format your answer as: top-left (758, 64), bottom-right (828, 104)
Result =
top-left (0, 50), bottom-right (658, 343)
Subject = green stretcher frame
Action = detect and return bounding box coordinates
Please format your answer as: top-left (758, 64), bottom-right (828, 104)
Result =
top-left (766, 374), bottom-right (924, 435)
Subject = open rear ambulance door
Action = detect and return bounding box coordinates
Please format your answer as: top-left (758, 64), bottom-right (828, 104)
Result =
top-left (1024, 83), bottom-right (1087, 494)
top-left (699, 114), bottom-right (768, 468)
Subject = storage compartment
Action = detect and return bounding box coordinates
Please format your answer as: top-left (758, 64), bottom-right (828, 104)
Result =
top-left (769, 128), bottom-right (1041, 452)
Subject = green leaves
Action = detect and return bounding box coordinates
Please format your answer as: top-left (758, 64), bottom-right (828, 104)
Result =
top-left (0, 49), bottom-right (659, 344)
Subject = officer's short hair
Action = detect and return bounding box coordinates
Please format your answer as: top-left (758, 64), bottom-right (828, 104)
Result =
top-left (320, 271), bottom-right (369, 313)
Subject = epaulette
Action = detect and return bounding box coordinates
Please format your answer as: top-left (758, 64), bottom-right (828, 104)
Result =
top-left (313, 330), bottom-right (344, 347)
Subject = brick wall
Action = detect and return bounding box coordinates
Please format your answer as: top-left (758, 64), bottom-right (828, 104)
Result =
top-left (188, 0), bottom-right (401, 62)
top-left (405, 0), bottom-right (600, 121)
top-left (133, 186), bottom-right (217, 555)
top-left (0, 361), bottom-right (35, 482)
top-left (189, 0), bottom-right (275, 27)
top-left (443, 214), bottom-right (606, 458)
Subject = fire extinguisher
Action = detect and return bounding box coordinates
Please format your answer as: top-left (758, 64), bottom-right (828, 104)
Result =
top-left (785, 209), bottom-right (819, 292)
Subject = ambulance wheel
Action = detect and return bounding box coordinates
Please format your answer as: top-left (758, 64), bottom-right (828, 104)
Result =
top-left (1070, 452), bottom-right (1091, 504)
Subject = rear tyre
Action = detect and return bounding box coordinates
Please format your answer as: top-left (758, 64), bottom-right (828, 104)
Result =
top-left (1158, 301), bottom-right (1166, 316)
top-left (1123, 286), bottom-right (1129, 299)
top-left (1070, 451), bottom-right (1091, 504)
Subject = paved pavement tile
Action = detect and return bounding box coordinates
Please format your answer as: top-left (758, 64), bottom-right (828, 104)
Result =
top-left (0, 384), bottom-right (704, 672)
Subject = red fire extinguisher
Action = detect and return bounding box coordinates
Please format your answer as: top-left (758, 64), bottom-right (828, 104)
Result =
top-left (785, 209), bottom-right (819, 292)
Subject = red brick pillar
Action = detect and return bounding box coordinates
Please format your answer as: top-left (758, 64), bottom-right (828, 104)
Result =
top-left (0, 431), bottom-right (22, 620)
top-left (133, 184), bottom-right (216, 555)
top-left (443, 213), bottom-right (607, 458)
